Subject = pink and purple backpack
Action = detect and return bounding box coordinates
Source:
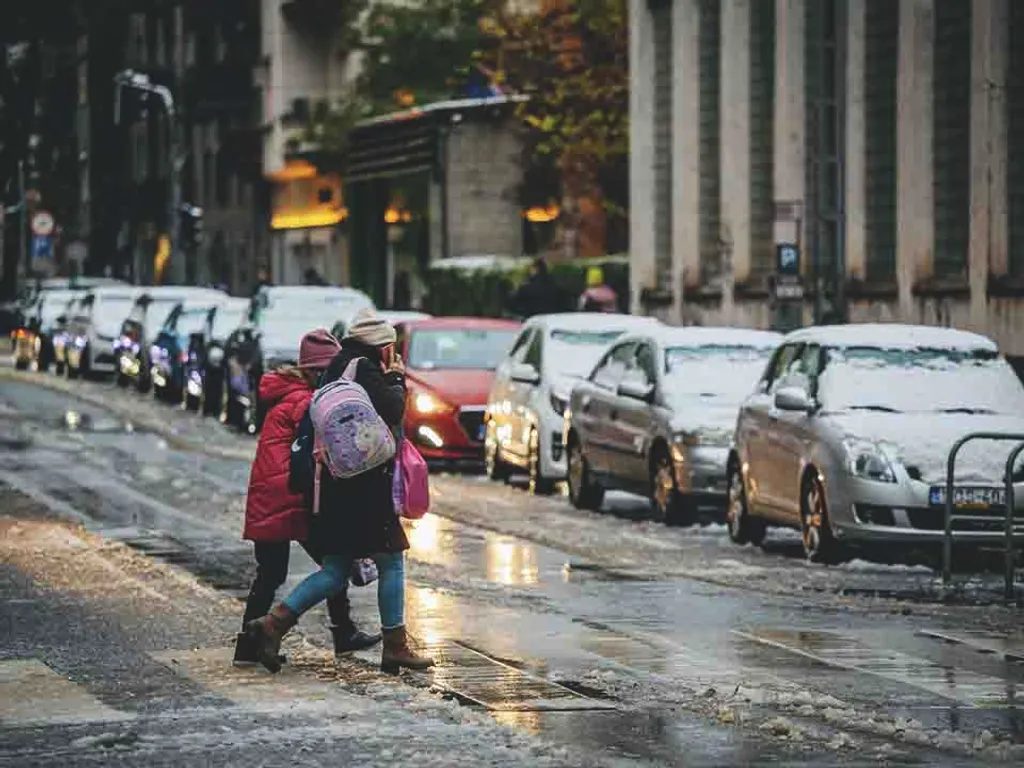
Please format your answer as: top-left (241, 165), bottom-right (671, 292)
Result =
top-left (393, 440), bottom-right (430, 519)
top-left (309, 357), bottom-right (396, 514)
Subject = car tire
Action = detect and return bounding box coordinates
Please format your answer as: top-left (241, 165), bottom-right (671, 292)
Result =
top-left (527, 428), bottom-right (556, 496)
top-left (136, 363), bottom-right (152, 394)
top-left (726, 463), bottom-right (766, 546)
top-left (54, 361), bottom-right (65, 376)
top-left (801, 472), bottom-right (843, 564)
top-left (14, 359), bottom-right (29, 371)
top-left (116, 370), bottom-right (130, 388)
top-left (649, 446), bottom-right (695, 526)
top-left (484, 421), bottom-right (512, 483)
top-left (567, 436), bottom-right (603, 511)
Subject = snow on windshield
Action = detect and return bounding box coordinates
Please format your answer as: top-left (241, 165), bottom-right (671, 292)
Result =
top-left (820, 346), bottom-right (1024, 415)
top-left (176, 310), bottom-right (210, 335)
top-left (213, 309), bottom-right (245, 337)
top-left (94, 299), bottom-right (135, 336)
top-left (260, 297), bottom-right (360, 340)
top-left (664, 345), bottom-right (773, 404)
top-left (548, 329), bottom-right (626, 376)
top-left (408, 328), bottom-right (518, 370)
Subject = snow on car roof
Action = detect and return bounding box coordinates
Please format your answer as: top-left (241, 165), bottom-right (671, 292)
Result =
top-left (529, 313), bottom-right (660, 332)
top-left (640, 325), bottom-right (783, 348)
top-left (784, 323), bottom-right (998, 352)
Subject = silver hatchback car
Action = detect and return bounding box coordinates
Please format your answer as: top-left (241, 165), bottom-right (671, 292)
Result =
top-left (726, 324), bottom-right (1024, 562)
top-left (564, 326), bottom-right (781, 524)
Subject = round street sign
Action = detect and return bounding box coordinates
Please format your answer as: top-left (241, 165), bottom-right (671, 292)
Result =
top-left (31, 210), bottom-right (55, 237)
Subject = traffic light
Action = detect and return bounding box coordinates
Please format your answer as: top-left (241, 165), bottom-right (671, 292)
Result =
top-left (178, 204), bottom-right (204, 250)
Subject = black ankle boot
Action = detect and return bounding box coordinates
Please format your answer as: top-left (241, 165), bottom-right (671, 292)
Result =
top-left (330, 624), bottom-right (382, 656)
top-left (232, 632), bottom-right (288, 668)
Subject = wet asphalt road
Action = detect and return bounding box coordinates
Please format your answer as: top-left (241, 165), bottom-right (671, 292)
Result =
top-left (1, 372), bottom-right (1023, 766)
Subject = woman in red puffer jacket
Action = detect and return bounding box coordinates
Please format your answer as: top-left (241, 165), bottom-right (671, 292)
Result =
top-left (233, 328), bottom-right (380, 666)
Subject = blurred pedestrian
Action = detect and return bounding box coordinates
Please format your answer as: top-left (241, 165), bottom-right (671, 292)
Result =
top-left (303, 267), bottom-right (328, 286)
top-left (506, 257), bottom-right (566, 318)
top-left (578, 266), bottom-right (618, 312)
top-left (234, 328), bottom-right (380, 667)
top-left (251, 270), bottom-right (272, 297)
top-left (245, 309), bottom-right (434, 675)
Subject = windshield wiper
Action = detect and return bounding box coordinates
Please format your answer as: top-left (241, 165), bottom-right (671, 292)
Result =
top-left (939, 407), bottom-right (996, 415)
top-left (845, 405), bottom-right (902, 413)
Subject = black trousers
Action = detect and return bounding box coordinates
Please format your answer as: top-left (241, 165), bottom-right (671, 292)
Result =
top-left (240, 541), bottom-right (350, 628)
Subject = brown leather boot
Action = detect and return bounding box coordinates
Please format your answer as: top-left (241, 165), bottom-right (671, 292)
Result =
top-left (381, 626), bottom-right (435, 675)
top-left (244, 604), bottom-right (297, 673)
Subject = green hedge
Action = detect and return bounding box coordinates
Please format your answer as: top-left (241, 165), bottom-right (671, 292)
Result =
top-left (422, 256), bottom-right (629, 317)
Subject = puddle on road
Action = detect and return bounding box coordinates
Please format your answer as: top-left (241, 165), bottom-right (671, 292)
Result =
top-left (60, 409), bottom-right (137, 435)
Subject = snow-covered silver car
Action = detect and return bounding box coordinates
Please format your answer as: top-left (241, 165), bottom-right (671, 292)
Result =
top-left (726, 324), bottom-right (1024, 562)
top-left (565, 326), bottom-right (781, 523)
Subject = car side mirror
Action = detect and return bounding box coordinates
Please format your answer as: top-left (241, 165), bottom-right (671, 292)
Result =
top-left (510, 362), bottom-right (541, 385)
top-left (618, 378), bottom-right (654, 402)
top-left (774, 386), bottom-right (812, 413)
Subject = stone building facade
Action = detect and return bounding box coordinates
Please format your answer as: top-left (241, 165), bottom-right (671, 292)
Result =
top-left (630, 0), bottom-right (1024, 358)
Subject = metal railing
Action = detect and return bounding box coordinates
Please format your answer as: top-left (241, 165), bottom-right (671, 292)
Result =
top-left (943, 432), bottom-right (1024, 601)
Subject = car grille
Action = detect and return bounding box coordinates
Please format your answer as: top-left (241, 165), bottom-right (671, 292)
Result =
top-left (908, 505), bottom-right (1024, 533)
top-left (458, 409), bottom-right (485, 443)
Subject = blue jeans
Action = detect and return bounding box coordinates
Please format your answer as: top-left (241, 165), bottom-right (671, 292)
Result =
top-left (282, 552), bottom-right (405, 630)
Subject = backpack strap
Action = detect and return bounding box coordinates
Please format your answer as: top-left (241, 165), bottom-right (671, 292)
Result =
top-left (341, 356), bottom-right (364, 381)
top-left (312, 460), bottom-right (322, 517)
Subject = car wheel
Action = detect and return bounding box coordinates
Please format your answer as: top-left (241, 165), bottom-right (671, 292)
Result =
top-left (136, 363), bottom-right (152, 394)
top-left (484, 421), bottom-right (511, 483)
top-left (649, 447), bottom-right (695, 526)
top-left (527, 428), bottom-right (556, 496)
top-left (14, 359), bottom-right (29, 371)
top-left (567, 436), bottom-right (603, 511)
top-left (116, 369), bottom-right (130, 388)
top-left (726, 463), bottom-right (766, 546)
top-left (54, 360), bottom-right (65, 376)
top-left (801, 472), bottom-right (842, 564)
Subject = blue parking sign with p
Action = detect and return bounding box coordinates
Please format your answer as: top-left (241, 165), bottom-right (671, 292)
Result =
top-left (32, 235), bottom-right (53, 259)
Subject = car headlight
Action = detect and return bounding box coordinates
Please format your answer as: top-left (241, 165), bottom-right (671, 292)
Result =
top-left (844, 439), bottom-right (897, 483)
top-left (207, 346), bottom-right (224, 365)
top-left (672, 427), bottom-right (732, 448)
top-left (413, 391), bottom-right (449, 414)
top-left (550, 392), bottom-right (568, 416)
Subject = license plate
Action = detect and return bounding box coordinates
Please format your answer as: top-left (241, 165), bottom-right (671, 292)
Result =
top-left (477, 424), bottom-right (486, 441)
top-left (929, 485), bottom-right (1006, 508)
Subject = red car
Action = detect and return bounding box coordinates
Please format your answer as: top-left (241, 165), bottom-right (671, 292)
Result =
top-left (397, 317), bottom-right (521, 465)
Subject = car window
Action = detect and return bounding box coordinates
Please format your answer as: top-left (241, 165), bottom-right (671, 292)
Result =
top-left (764, 343), bottom-right (804, 393)
top-left (523, 331), bottom-right (543, 370)
top-left (634, 344), bottom-right (658, 386)
top-left (591, 342), bottom-right (636, 390)
top-left (507, 327), bottom-right (534, 362)
top-left (782, 344), bottom-right (823, 396)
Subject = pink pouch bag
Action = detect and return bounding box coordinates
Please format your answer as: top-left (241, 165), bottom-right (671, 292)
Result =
top-left (393, 440), bottom-right (430, 519)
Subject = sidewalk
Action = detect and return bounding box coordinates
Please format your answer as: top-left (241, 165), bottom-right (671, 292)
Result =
top-left (0, 485), bottom-right (610, 768)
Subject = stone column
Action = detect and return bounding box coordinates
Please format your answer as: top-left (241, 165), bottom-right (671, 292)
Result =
top-left (672, 0), bottom-right (702, 324)
top-left (896, 0), bottom-right (935, 317)
top-left (773, 0), bottom-right (806, 285)
top-left (629, 0), bottom-right (657, 315)
top-left (844, 0), bottom-right (867, 281)
top-left (969, 0), bottom-right (1009, 329)
top-left (720, 0), bottom-right (751, 312)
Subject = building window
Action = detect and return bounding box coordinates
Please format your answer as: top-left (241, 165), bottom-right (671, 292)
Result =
top-left (133, 123), bottom-right (148, 182)
top-left (932, 0), bottom-right (971, 279)
top-left (155, 17), bottom-right (166, 67)
top-left (650, 0), bottom-right (673, 295)
top-left (749, 0), bottom-right (775, 280)
top-left (1009, 1), bottom-right (1024, 276)
top-left (805, 0), bottom-right (846, 311)
top-left (864, 0), bottom-right (898, 283)
top-left (698, 0), bottom-right (721, 285)
top-left (130, 13), bottom-right (147, 65)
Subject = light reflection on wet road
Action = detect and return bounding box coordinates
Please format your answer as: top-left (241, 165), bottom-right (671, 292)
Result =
top-left (2, 377), bottom-right (1023, 765)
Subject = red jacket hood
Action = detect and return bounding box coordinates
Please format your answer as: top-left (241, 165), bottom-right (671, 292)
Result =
top-left (259, 370), bottom-right (312, 406)
top-left (406, 368), bottom-right (495, 407)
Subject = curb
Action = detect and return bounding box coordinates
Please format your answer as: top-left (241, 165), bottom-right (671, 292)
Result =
top-left (0, 365), bottom-right (256, 462)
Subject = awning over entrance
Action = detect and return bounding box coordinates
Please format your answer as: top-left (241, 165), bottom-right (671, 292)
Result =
top-left (344, 96), bottom-right (526, 183)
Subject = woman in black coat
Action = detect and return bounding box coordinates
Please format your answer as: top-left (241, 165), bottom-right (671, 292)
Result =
top-left (245, 310), bottom-right (434, 675)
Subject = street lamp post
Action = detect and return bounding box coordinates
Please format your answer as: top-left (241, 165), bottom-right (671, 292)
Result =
top-left (113, 70), bottom-right (185, 285)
